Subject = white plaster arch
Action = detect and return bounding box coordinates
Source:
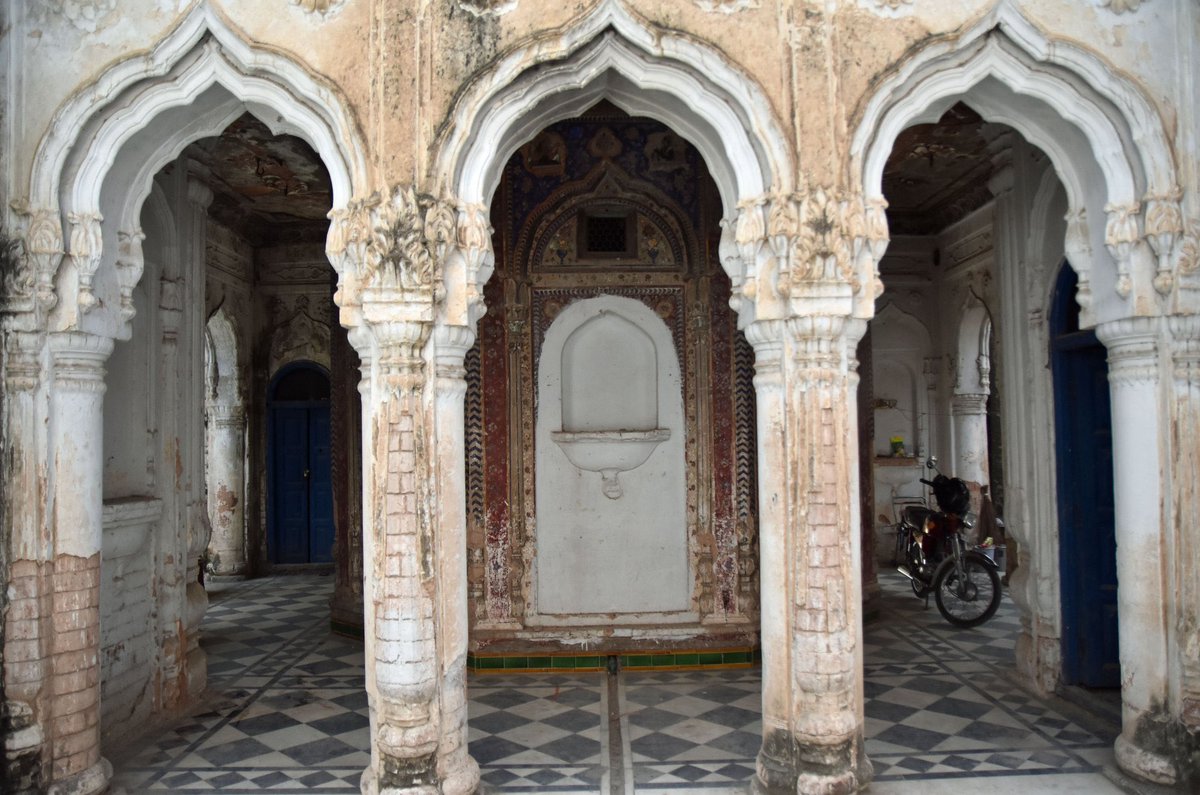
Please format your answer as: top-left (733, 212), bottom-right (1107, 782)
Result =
top-left (34, 5), bottom-right (367, 214)
top-left (851, 5), bottom-right (1179, 324)
top-left (1025, 161), bottom-right (1067, 280)
top-left (31, 4), bottom-right (368, 336)
top-left (434, 0), bottom-right (793, 218)
top-left (870, 301), bottom-right (934, 459)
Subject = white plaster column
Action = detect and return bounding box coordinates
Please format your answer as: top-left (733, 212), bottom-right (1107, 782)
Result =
top-left (431, 323), bottom-right (480, 795)
top-left (46, 330), bottom-right (115, 795)
top-left (1096, 317), bottom-right (1177, 785)
top-left (1167, 315), bottom-right (1200, 781)
top-left (951, 392), bottom-right (989, 489)
top-left (205, 403), bottom-right (247, 578)
top-left (749, 316), bottom-right (872, 795)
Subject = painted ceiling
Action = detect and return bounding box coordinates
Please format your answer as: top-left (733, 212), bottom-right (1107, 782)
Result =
top-left (882, 103), bottom-right (1000, 236)
top-left (185, 113), bottom-right (332, 246)
top-left (194, 104), bottom-right (999, 249)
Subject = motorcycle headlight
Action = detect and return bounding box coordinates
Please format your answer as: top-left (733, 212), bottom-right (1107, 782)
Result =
top-left (963, 511), bottom-right (977, 528)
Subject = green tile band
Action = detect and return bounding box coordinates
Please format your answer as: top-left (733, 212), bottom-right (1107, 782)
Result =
top-left (467, 648), bottom-right (759, 673)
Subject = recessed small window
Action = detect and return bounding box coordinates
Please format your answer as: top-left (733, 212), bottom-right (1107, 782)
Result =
top-left (579, 210), bottom-right (635, 258)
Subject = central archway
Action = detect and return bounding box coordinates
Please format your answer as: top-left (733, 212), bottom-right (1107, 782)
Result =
top-left (430, 3), bottom-right (803, 793)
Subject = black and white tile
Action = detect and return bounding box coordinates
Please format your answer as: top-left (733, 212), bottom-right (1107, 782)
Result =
top-left (109, 572), bottom-right (1120, 794)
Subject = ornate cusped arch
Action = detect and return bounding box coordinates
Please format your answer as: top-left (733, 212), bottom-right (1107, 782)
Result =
top-left (35, 6), bottom-right (367, 213)
top-left (850, 5), bottom-right (1181, 325)
top-left (434, 0), bottom-right (793, 221)
top-left (24, 4), bottom-right (369, 336)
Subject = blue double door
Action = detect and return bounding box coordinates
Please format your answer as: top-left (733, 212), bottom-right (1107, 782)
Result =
top-left (1052, 265), bottom-right (1119, 688)
top-left (270, 405), bottom-right (334, 564)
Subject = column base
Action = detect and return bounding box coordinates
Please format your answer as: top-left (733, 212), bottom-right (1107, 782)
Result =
top-left (359, 767), bottom-right (443, 795)
top-left (46, 758), bottom-right (111, 795)
top-left (1115, 729), bottom-right (1191, 787)
top-left (752, 730), bottom-right (872, 795)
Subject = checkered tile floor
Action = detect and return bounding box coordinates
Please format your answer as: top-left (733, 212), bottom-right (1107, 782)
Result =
top-left (107, 572), bottom-right (1121, 793)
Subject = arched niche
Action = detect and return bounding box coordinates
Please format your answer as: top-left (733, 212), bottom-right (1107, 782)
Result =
top-left (533, 295), bottom-right (689, 621)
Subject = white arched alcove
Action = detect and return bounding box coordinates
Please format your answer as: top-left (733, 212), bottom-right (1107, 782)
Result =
top-left (534, 296), bottom-right (689, 622)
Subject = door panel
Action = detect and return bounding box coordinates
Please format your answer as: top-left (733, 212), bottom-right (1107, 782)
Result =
top-left (272, 407), bottom-right (311, 564)
top-left (1054, 335), bottom-right (1119, 687)
top-left (307, 408), bottom-right (334, 564)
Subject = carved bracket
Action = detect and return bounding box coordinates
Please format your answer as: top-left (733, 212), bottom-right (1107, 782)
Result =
top-left (115, 228), bottom-right (146, 326)
top-left (8, 201), bottom-right (63, 317)
top-left (1103, 202), bottom-right (1139, 299)
top-left (67, 211), bottom-right (104, 314)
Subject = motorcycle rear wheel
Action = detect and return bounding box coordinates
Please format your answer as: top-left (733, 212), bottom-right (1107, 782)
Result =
top-left (933, 551), bottom-right (1001, 628)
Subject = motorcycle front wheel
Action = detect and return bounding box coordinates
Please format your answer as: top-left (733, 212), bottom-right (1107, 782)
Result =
top-left (933, 551), bottom-right (1001, 628)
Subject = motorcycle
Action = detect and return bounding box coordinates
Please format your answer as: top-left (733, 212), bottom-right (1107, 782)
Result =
top-left (893, 458), bottom-right (1002, 628)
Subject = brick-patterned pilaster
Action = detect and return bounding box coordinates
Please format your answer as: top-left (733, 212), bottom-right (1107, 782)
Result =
top-left (3, 329), bottom-right (48, 793)
top-left (357, 318), bottom-right (442, 793)
top-left (749, 317), bottom-right (871, 795)
top-left (45, 331), bottom-right (113, 795)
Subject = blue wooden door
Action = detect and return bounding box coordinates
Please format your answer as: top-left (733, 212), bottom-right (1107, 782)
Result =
top-left (269, 390), bottom-right (333, 564)
top-left (1052, 265), bottom-right (1119, 687)
top-left (272, 407), bottom-right (312, 564)
top-left (306, 408), bottom-right (334, 563)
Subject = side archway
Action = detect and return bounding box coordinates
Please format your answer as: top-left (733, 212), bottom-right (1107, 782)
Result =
top-left (851, 5), bottom-right (1181, 328)
top-left (851, 6), bottom-right (1186, 786)
top-left (27, 4), bottom-right (369, 340)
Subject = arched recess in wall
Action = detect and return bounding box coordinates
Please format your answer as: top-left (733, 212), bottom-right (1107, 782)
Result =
top-left (28, 3), bottom-right (368, 341)
top-left (851, 4), bottom-right (1180, 330)
top-left (432, 0), bottom-right (794, 317)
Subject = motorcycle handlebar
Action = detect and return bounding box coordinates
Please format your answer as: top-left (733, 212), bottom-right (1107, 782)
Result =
top-left (919, 478), bottom-right (934, 486)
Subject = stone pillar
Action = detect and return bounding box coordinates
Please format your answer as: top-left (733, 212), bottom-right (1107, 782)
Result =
top-left (205, 403), bottom-right (247, 578)
top-left (353, 309), bottom-right (478, 795)
top-left (952, 391), bottom-right (990, 529)
top-left (2, 330), bottom-right (51, 794)
top-left (1096, 317), bottom-right (1177, 785)
top-left (750, 316), bottom-right (872, 795)
top-left (45, 330), bottom-right (114, 795)
top-left (1168, 315), bottom-right (1200, 785)
top-left (327, 186), bottom-right (486, 795)
top-left (951, 393), bottom-right (989, 488)
top-left (431, 324), bottom-right (480, 794)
